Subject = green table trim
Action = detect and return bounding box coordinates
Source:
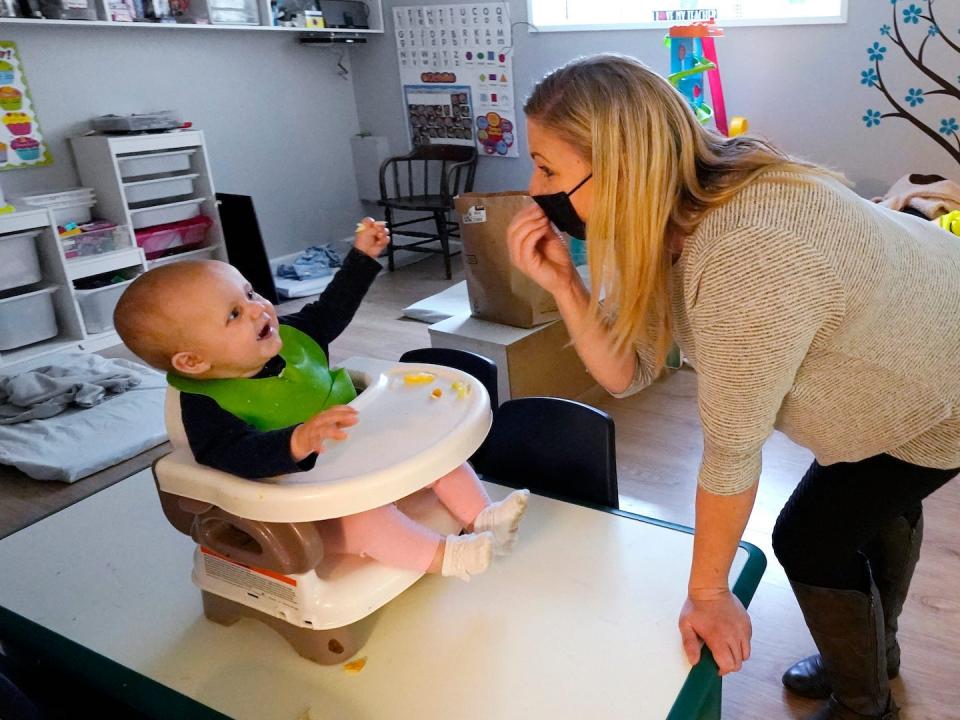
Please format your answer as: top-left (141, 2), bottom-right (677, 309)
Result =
top-left (0, 606), bottom-right (231, 720)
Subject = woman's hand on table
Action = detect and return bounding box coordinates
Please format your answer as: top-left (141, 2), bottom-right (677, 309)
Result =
top-left (679, 587), bottom-right (752, 676)
top-left (506, 205), bottom-right (579, 297)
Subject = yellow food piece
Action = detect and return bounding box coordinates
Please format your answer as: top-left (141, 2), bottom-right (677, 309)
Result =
top-left (451, 381), bottom-right (470, 399)
top-left (355, 222), bottom-right (366, 232)
top-left (431, 387), bottom-right (443, 399)
top-left (344, 657), bottom-right (367, 673)
top-left (404, 372), bottom-right (435, 385)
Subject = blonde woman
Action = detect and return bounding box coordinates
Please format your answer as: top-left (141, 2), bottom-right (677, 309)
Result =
top-left (506, 54), bottom-right (959, 720)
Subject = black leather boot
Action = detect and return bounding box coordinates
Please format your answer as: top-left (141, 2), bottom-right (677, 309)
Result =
top-left (867, 511), bottom-right (923, 677)
top-left (782, 513), bottom-right (922, 699)
top-left (790, 576), bottom-right (899, 720)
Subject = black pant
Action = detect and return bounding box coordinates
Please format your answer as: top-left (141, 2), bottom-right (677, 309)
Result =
top-left (772, 454), bottom-right (959, 591)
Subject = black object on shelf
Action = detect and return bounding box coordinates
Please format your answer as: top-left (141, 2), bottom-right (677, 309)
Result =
top-left (315, 0), bottom-right (368, 27)
top-left (299, 33), bottom-right (367, 44)
top-left (216, 193), bottom-right (280, 305)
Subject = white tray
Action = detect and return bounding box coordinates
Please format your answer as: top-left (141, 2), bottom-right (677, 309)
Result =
top-left (155, 358), bottom-right (493, 522)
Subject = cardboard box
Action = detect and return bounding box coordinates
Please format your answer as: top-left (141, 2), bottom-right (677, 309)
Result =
top-left (428, 313), bottom-right (597, 402)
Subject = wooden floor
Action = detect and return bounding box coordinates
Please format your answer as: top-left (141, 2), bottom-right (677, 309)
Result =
top-left (3, 254), bottom-right (958, 719)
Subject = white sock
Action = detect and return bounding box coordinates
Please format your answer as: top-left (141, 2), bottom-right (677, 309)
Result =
top-left (473, 489), bottom-right (530, 555)
top-left (441, 532), bottom-right (494, 581)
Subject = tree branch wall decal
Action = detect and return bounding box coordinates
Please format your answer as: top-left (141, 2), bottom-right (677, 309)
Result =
top-left (861, 1), bottom-right (960, 166)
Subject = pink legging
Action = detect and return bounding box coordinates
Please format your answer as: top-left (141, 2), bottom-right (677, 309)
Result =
top-left (317, 463), bottom-right (490, 572)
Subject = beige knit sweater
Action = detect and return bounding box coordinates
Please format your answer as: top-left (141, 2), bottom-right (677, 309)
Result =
top-left (617, 172), bottom-right (960, 495)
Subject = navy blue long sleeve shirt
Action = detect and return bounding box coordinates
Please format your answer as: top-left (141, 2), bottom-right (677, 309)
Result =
top-left (178, 249), bottom-right (381, 479)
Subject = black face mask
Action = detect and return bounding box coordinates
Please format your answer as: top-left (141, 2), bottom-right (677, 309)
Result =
top-left (532, 173), bottom-right (592, 241)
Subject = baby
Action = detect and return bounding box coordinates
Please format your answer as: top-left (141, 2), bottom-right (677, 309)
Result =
top-left (114, 219), bottom-right (528, 581)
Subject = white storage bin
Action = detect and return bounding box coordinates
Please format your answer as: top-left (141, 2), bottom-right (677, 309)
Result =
top-left (0, 286), bottom-right (59, 351)
top-left (19, 188), bottom-right (95, 206)
top-left (117, 149), bottom-right (196, 180)
top-left (129, 198), bottom-right (204, 230)
top-left (50, 202), bottom-right (94, 226)
top-left (124, 174), bottom-right (199, 205)
top-left (17, 188), bottom-right (96, 226)
top-left (0, 230), bottom-right (42, 293)
top-left (74, 277), bottom-right (136, 335)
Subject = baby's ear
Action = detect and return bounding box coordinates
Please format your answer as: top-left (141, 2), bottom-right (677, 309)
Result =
top-left (171, 351), bottom-right (211, 376)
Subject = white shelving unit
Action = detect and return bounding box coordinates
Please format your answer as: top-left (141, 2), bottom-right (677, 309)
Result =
top-left (70, 130), bottom-right (228, 273)
top-left (0, 208), bottom-right (148, 373)
top-left (0, 0), bottom-right (384, 34)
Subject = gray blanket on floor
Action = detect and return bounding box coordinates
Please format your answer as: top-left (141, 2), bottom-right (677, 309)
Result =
top-left (0, 354), bottom-right (144, 424)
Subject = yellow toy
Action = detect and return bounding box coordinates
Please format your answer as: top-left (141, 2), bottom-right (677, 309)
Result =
top-left (936, 210), bottom-right (960, 236)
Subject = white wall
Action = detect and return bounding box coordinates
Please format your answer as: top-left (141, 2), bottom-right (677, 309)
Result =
top-left (2, 25), bottom-right (369, 257)
top-left (7, 1), bottom-right (957, 260)
top-left (351, 0), bottom-right (960, 199)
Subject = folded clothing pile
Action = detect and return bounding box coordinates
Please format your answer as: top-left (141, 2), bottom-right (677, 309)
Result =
top-left (276, 244), bottom-right (343, 281)
top-left (0, 354), bottom-right (168, 482)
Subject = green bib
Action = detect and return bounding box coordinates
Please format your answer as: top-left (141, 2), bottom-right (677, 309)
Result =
top-left (168, 325), bottom-right (357, 431)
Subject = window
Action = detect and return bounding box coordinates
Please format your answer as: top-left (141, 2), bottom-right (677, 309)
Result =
top-left (527, 0), bottom-right (847, 31)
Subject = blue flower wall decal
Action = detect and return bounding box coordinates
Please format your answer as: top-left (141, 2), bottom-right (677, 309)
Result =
top-left (939, 118), bottom-right (959, 135)
top-left (905, 88), bottom-right (924, 106)
top-left (867, 42), bottom-right (887, 61)
top-left (902, 4), bottom-right (922, 24)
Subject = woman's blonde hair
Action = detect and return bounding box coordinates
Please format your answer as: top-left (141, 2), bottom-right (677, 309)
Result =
top-left (524, 53), bottom-right (836, 364)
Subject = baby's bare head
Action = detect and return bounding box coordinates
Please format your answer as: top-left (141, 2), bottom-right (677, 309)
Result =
top-left (114, 260), bottom-right (228, 372)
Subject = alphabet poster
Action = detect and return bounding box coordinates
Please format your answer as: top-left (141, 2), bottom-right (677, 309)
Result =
top-left (0, 41), bottom-right (52, 170)
top-left (394, 3), bottom-right (518, 158)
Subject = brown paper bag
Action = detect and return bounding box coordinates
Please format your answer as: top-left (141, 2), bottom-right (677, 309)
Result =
top-left (455, 191), bottom-right (560, 328)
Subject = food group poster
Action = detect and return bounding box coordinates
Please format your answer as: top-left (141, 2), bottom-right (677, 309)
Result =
top-left (394, 3), bottom-right (517, 158)
top-left (0, 41), bottom-right (52, 171)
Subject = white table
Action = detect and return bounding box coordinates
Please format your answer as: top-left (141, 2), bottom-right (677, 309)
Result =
top-left (0, 469), bottom-right (764, 720)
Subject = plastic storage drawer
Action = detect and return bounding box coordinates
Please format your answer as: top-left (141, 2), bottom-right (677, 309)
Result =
top-left (124, 174), bottom-right (198, 205)
top-left (0, 230), bottom-right (42, 293)
top-left (0, 286), bottom-right (58, 351)
top-left (61, 225), bottom-right (133, 259)
top-left (74, 278), bottom-right (136, 335)
top-left (116, 149), bottom-right (196, 180)
top-left (135, 215), bottom-right (212, 259)
top-left (129, 198), bottom-right (204, 230)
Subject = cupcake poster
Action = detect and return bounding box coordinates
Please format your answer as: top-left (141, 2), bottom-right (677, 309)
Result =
top-left (0, 41), bottom-right (52, 170)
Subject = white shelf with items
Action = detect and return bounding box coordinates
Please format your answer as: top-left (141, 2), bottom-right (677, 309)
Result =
top-left (70, 129), bottom-right (228, 273)
top-left (0, 208), bottom-right (147, 373)
top-left (0, 0), bottom-right (383, 32)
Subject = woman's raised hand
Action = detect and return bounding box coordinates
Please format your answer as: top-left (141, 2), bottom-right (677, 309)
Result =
top-left (506, 204), bottom-right (578, 296)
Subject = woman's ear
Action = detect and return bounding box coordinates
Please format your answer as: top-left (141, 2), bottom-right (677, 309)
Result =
top-left (171, 351), bottom-right (211, 376)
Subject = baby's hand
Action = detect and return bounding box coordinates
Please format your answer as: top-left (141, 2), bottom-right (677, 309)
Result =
top-left (354, 217), bottom-right (390, 259)
top-left (290, 405), bottom-right (359, 461)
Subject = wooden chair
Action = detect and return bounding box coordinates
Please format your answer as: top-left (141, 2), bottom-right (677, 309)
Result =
top-left (378, 144), bottom-right (478, 279)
